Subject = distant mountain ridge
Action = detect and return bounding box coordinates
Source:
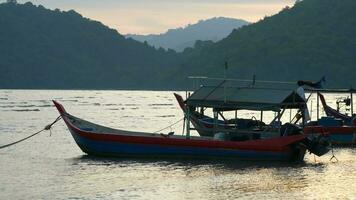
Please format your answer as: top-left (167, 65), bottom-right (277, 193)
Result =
top-left (126, 17), bottom-right (249, 52)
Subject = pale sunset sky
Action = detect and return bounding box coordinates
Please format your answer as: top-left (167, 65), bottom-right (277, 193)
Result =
top-left (16, 0), bottom-right (296, 35)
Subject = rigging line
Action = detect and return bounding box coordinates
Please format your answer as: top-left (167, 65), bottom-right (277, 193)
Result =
top-left (0, 116), bottom-right (62, 150)
top-left (182, 117), bottom-right (186, 136)
top-left (188, 76), bottom-right (296, 84)
top-left (202, 80), bottom-right (226, 102)
top-left (153, 118), bottom-right (184, 134)
top-left (291, 92), bottom-right (314, 123)
top-left (329, 144), bottom-right (338, 162)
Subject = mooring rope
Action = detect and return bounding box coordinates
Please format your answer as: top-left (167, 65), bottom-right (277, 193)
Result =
top-left (0, 116), bottom-right (62, 149)
top-left (153, 118), bottom-right (184, 134)
top-left (329, 144), bottom-right (338, 162)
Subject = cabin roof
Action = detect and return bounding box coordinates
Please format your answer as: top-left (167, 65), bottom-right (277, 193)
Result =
top-left (305, 88), bottom-right (356, 93)
top-left (186, 85), bottom-right (306, 111)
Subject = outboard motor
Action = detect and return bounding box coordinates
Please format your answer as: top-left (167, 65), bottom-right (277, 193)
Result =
top-left (302, 135), bottom-right (331, 156)
top-left (281, 123), bottom-right (330, 157)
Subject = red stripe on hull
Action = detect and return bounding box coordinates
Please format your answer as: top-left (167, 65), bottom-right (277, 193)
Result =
top-left (65, 119), bottom-right (305, 152)
top-left (305, 126), bottom-right (356, 135)
top-left (53, 100), bottom-right (305, 153)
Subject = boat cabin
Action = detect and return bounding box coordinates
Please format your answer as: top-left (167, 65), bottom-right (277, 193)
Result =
top-left (179, 80), bottom-right (309, 141)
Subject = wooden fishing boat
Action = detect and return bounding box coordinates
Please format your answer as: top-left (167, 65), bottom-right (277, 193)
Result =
top-left (305, 92), bottom-right (356, 145)
top-left (53, 100), bottom-right (327, 162)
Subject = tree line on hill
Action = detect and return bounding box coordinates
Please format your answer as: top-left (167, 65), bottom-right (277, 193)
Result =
top-left (0, 0), bottom-right (355, 90)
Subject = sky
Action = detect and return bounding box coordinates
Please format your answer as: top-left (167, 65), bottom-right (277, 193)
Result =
top-left (15, 0), bottom-right (296, 35)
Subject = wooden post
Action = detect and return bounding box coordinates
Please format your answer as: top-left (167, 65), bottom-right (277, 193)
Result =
top-left (310, 100), bottom-right (313, 120)
top-left (260, 111), bottom-right (263, 129)
top-left (213, 109), bottom-right (218, 134)
top-left (317, 93), bottom-right (320, 120)
top-left (235, 110), bottom-right (237, 128)
top-left (186, 107), bottom-right (190, 138)
top-left (301, 106), bottom-right (305, 127)
top-left (351, 92), bottom-right (354, 115)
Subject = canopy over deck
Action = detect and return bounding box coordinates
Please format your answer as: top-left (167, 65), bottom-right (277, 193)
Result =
top-left (186, 85), bottom-right (306, 111)
top-left (305, 88), bottom-right (356, 94)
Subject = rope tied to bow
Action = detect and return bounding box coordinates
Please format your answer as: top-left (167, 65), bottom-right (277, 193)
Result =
top-left (0, 116), bottom-right (62, 149)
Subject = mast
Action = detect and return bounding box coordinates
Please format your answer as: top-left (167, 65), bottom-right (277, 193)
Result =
top-left (224, 62), bottom-right (228, 103)
top-left (260, 111), bottom-right (263, 129)
top-left (317, 93), bottom-right (320, 120)
top-left (185, 92), bottom-right (191, 138)
top-left (186, 107), bottom-right (191, 138)
top-left (213, 109), bottom-right (218, 134)
top-left (351, 91), bottom-right (354, 115)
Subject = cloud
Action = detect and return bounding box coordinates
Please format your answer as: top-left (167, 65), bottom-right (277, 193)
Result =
top-left (16, 0), bottom-right (295, 34)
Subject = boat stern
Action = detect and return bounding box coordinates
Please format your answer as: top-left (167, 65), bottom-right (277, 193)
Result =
top-left (302, 135), bottom-right (331, 157)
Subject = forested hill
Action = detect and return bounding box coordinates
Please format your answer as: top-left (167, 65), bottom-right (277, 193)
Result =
top-left (126, 17), bottom-right (249, 52)
top-left (179, 0), bottom-right (356, 88)
top-left (0, 2), bottom-right (179, 89)
top-left (1, 0), bottom-right (355, 90)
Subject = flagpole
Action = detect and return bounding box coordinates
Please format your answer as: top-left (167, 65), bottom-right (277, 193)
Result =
top-left (224, 62), bottom-right (228, 103)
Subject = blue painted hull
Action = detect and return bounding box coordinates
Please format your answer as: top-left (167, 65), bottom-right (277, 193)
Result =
top-left (52, 99), bottom-right (330, 163)
top-left (329, 133), bottom-right (355, 145)
top-left (305, 125), bottom-right (356, 146)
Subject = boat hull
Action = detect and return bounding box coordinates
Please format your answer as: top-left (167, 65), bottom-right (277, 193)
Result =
top-left (330, 134), bottom-right (355, 145)
top-left (305, 126), bottom-right (356, 145)
top-left (53, 100), bottom-right (308, 162)
top-left (68, 127), bottom-right (305, 161)
top-left (307, 93), bottom-right (356, 145)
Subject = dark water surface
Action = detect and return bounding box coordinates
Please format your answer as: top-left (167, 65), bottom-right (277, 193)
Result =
top-left (0, 90), bottom-right (355, 199)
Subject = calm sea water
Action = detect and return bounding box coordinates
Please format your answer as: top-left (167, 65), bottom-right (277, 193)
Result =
top-left (0, 90), bottom-right (355, 200)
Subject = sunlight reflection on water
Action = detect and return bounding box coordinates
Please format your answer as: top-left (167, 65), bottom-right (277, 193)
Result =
top-left (0, 90), bottom-right (355, 199)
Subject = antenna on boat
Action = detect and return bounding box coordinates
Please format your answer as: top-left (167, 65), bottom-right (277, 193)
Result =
top-left (224, 62), bottom-right (228, 103)
top-left (351, 86), bottom-right (354, 115)
top-left (224, 61), bottom-right (228, 80)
